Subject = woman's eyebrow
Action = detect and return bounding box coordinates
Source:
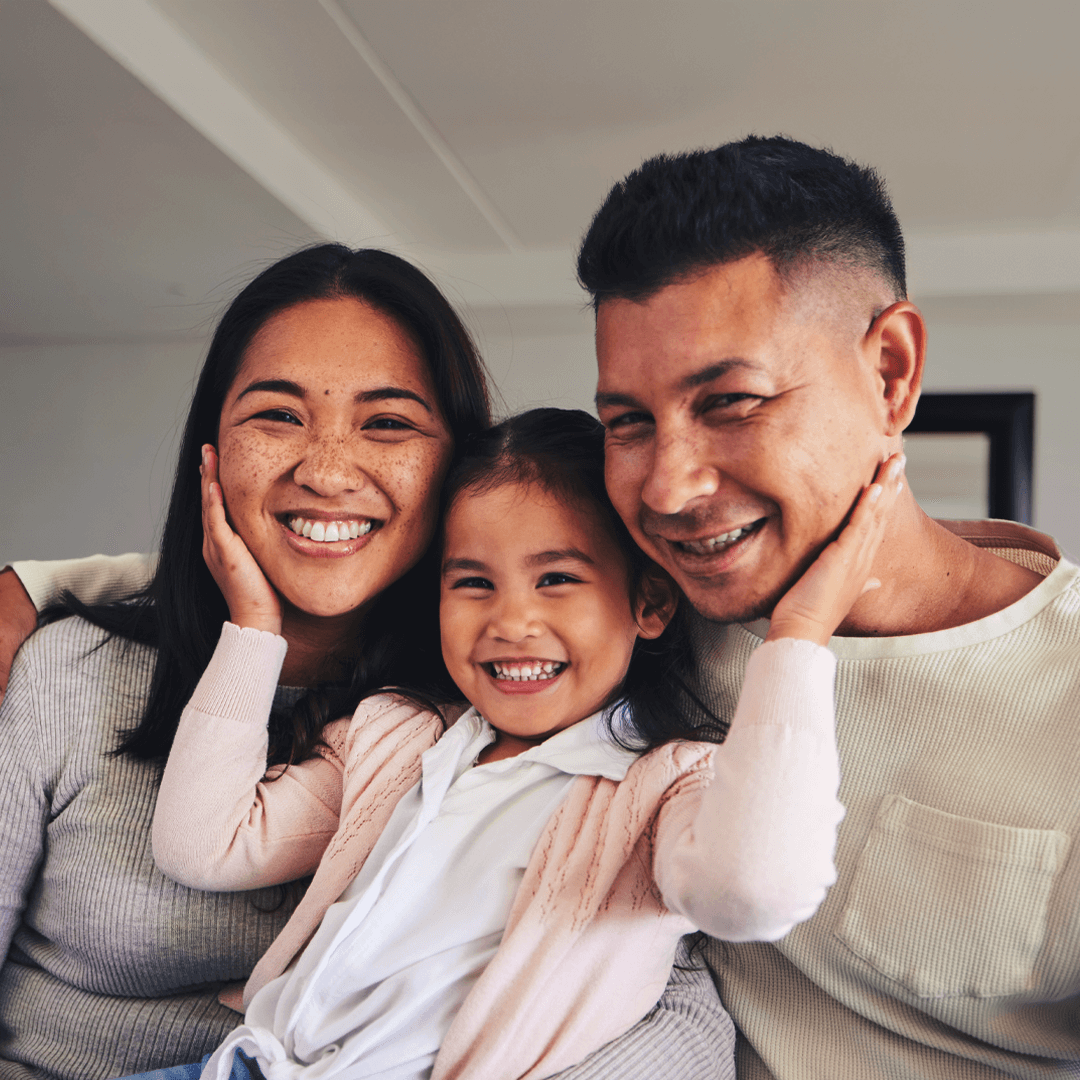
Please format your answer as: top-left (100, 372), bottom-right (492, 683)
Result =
top-left (236, 378), bottom-right (305, 401)
top-left (356, 387), bottom-right (433, 413)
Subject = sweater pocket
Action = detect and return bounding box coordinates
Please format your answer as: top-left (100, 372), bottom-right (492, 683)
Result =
top-left (834, 794), bottom-right (1068, 999)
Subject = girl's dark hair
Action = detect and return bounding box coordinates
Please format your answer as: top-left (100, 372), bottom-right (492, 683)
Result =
top-left (50, 244), bottom-right (491, 764)
top-left (435, 408), bottom-right (727, 751)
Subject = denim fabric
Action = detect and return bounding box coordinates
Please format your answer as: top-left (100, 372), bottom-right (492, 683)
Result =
top-left (119, 1050), bottom-right (263, 1080)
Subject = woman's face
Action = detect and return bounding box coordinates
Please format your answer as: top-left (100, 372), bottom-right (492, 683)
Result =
top-left (216, 296), bottom-right (453, 620)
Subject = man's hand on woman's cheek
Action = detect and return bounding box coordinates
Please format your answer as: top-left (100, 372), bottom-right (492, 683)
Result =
top-left (0, 568), bottom-right (38, 707)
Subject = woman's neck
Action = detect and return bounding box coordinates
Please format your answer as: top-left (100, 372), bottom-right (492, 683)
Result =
top-left (278, 605), bottom-right (367, 687)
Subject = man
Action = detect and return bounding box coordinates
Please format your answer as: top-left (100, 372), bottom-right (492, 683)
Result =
top-left (578, 136), bottom-right (1079, 1077)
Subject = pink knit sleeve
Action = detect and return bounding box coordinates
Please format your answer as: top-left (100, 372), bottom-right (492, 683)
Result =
top-left (152, 622), bottom-right (347, 891)
top-left (654, 637), bottom-right (844, 941)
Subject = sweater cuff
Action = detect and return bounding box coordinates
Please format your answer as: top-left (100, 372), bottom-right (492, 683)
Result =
top-left (732, 637), bottom-right (837, 735)
top-left (188, 623), bottom-right (288, 726)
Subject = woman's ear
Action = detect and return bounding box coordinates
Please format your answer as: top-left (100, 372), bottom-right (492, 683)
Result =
top-left (634, 566), bottom-right (679, 640)
top-left (865, 300), bottom-right (926, 436)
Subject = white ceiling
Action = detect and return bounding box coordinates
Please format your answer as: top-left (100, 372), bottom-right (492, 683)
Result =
top-left (4, 0), bottom-right (1079, 346)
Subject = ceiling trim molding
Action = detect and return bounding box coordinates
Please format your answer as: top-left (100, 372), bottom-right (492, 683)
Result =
top-left (48, 0), bottom-right (396, 248)
top-left (318, 0), bottom-right (523, 253)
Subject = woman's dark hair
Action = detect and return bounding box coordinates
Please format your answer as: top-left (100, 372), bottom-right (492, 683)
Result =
top-left (51, 244), bottom-right (491, 764)
top-left (577, 134), bottom-right (906, 307)
top-left (433, 408), bottom-right (727, 751)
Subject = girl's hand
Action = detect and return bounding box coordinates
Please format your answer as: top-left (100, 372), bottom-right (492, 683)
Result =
top-left (201, 444), bottom-right (282, 635)
top-left (766, 453), bottom-right (905, 645)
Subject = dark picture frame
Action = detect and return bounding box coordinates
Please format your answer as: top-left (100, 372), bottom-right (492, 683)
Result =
top-left (907, 392), bottom-right (1035, 524)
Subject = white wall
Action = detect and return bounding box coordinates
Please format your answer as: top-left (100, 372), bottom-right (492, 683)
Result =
top-left (1, 340), bottom-right (203, 562)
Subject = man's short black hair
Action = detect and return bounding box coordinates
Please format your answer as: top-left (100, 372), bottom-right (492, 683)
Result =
top-left (577, 135), bottom-right (906, 307)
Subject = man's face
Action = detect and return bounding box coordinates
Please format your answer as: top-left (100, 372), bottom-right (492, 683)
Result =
top-left (596, 254), bottom-right (887, 624)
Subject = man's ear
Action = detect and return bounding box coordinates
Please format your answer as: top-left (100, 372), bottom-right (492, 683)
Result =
top-left (634, 565), bottom-right (679, 640)
top-left (865, 300), bottom-right (926, 436)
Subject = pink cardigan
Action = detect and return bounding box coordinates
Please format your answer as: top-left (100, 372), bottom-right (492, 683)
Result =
top-left (154, 625), bottom-right (843, 1080)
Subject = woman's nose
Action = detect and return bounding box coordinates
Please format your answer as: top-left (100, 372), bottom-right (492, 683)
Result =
top-left (640, 431), bottom-right (721, 516)
top-left (292, 433), bottom-right (366, 497)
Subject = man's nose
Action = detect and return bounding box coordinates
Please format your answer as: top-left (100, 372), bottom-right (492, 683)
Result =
top-left (640, 431), bottom-right (720, 516)
top-left (293, 433), bottom-right (366, 497)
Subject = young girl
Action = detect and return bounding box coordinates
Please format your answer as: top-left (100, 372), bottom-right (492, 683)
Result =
top-left (140, 408), bottom-right (902, 1080)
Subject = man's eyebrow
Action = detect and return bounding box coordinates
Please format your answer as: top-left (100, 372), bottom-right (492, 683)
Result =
top-left (679, 358), bottom-right (760, 392)
top-left (526, 548), bottom-right (594, 568)
top-left (236, 378), bottom-right (305, 401)
top-left (356, 387), bottom-right (433, 413)
top-left (596, 359), bottom-right (760, 409)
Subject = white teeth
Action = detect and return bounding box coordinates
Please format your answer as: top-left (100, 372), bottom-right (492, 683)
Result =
top-left (681, 525), bottom-right (753, 555)
top-left (287, 517), bottom-right (374, 543)
top-left (490, 661), bottom-right (565, 682)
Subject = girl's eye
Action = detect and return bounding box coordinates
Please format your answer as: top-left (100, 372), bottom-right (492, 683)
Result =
top-left (538, 572), bottom-right (580, 588)
top-left (254, 408), bottom-right (302, 425)
top-left (451, 576), bottom-right (493, 591)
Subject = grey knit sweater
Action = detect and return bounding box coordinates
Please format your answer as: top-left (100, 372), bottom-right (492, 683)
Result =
top-left (0, 617), bottom-right (303, 1080)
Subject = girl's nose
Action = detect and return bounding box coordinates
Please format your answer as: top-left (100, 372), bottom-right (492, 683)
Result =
top-left (487, 591), bottom-right (542, 643)
top-left (293, 434), bottom-right (367, 497)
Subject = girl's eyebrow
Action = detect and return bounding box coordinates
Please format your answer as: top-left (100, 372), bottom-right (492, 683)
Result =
top-left (442, 557), bottom-right (488, 575)
top-left (526, 548), bottom-right (594, 568)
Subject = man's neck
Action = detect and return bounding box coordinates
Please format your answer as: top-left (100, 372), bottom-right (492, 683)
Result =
top-left (833, 497), bottom-right (1044, 638)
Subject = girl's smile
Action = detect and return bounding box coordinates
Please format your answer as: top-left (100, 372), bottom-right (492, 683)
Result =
top-left (439, 481), bottom-right (668, 747)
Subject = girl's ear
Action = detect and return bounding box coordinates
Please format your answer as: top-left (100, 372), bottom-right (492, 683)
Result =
top-left (634, 566), bottom-right (679, 640)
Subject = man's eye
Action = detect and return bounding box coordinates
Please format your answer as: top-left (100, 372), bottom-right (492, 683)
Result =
top-left (451, 576), bottom-right (493, 591)
top-left (537, 572), bottom-right (579, 587)
top-left (604, 410), bottom-right (652, 432)
top-left (254, 408), bottom-right (302, 425)
top-left (707, 393), bottom-right (758, 410)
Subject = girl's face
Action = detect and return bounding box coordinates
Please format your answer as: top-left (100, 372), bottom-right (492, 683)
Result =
top-left (440, 481), bottom-right (667, 741)
top-left (216, 297), bottom-right (453, 621)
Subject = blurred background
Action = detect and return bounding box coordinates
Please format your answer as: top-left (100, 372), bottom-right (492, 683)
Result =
top-left (3, 0), bottom-right (1078, 561)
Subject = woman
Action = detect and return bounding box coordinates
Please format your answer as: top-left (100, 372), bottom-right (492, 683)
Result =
top-left (0, 246), bottom-right (729, 1080)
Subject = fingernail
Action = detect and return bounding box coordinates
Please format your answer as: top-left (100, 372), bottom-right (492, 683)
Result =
top-left (868, 483), bottom-right (883, 502)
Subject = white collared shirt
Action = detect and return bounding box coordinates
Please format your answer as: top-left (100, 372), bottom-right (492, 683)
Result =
top-left (205, 708), bottom-right (637, 1080)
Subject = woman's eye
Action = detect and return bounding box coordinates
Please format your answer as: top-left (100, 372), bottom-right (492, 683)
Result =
top-left (538, 572), bottom-right (580, 588)
top-left (253, 408), bottom-right (302, 425)
top-left (364, 417), bottom-right (413, 432)
top-left (451, 576), bottom-right (493, 591)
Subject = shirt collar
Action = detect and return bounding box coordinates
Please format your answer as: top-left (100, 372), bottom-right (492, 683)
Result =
top-left (453, 706), bottom-right (639, 782)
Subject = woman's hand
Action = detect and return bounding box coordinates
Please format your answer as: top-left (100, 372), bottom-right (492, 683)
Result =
top-left (201, 444), bottom-right (282, 635)
top-left (767, 454), bottom-right (905, 645)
